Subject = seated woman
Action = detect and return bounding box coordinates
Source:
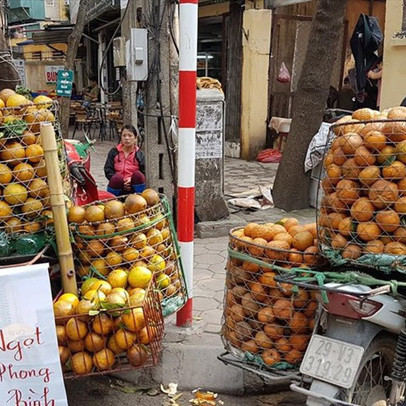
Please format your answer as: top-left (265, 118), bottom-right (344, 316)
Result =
top-left (104, 125), bottom-right (146, 196)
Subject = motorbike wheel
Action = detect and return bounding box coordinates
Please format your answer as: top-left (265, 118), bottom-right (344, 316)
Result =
top-left (338, 337), bottom-right (397, 406)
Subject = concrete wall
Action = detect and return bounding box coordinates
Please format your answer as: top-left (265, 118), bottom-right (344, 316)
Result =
top-left (381, 0), bottom-right (406, 110)
top-left (240, 9), bottom-right (272, 160)
top-left (25, 61), bottom-right (65, 91)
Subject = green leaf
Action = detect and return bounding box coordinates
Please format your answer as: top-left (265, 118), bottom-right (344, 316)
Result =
top-left (100, 302), bottom-right (124, 310)
top-left (88, 310), bottom-right (100, 316)
top-left (383, 155), bottom-right (397, 167)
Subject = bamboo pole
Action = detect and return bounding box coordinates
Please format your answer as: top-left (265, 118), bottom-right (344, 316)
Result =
top-left (41, 122), bottom-right (77, 295)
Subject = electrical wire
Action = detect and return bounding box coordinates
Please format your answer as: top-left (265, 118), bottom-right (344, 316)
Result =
top-left (168, 0), bottom-right (179, 55)
top-left (98, 0), bottom-right (131, 96)
top-left (0, 52), bottom-right (22, 83)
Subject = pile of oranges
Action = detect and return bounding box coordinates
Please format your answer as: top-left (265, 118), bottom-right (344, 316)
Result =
top-left (53, 277), bottom-right (163, 376)
top-left (69, 190), bottom-right (186, 310)
top-left (319, 106), bottom-right (406, 260)
top-left (0, 89), bottom-right (67, 235)
top-left (222, 219), bottom-right (320, 367)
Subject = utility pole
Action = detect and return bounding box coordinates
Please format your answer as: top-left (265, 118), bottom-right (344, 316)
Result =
top-left (0, 0), bottom-right (20, 90)
top-left (121, 0), bottom-right (138, 126)
top-left (126, 0), bottom-right (174, 202)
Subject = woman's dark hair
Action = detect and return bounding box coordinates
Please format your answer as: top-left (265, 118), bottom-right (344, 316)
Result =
top-left (121, 124), bottom-right (139, 138)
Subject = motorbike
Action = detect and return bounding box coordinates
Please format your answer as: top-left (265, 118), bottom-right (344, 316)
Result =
top-left (64, 138), bottom-right (115, 205)
top-left (283, 275), bottom-right (406, 406)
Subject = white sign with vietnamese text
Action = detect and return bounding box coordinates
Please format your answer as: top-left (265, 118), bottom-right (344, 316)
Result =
top-left (0, 263), bottom-right (68, 406)
top-left (45, 66), bottom-right (62, 84)
top-left (12, 59), bottom-right (26, 87)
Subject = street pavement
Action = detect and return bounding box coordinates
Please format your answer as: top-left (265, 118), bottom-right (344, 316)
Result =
top-left (65, 376), bottom-right (305, 405)
top-left (67, 131), bottom-right (314, 401)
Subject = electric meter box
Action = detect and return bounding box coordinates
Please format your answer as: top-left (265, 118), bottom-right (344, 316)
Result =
top-left (113, 37), bottom-right (126, 67)
top-left (126, 28), bottom-right (148, 81)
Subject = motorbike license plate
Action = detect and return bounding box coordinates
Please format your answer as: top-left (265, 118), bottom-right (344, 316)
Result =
top-left (300, 335), bottom-right (364, 389)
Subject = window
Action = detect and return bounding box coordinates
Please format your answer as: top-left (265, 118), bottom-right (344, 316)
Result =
top-left (46, 0), bottom-right (55, 6)
top-left (32, 51), bottom-right (42, 60)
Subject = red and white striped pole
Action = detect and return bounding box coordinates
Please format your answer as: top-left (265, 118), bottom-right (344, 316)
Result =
top-left (176, 0), bottom-right (198, 327)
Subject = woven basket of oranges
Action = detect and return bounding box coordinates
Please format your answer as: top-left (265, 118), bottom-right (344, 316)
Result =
top-left (318, 106), bottom-right (406, 273)
top-left (221, 220), bottom-right (322, 371)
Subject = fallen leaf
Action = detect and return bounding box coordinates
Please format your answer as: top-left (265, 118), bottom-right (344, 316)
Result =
top-left (147, 388), bottom-right (160, 396)
top-left (161, 383), bottom-right (178, 397)
top-left (109, 384), bottom-right (141, 394)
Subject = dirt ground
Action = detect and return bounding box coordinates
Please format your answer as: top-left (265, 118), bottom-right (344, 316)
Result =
top-left (65, 376), bottom-right (306, 406)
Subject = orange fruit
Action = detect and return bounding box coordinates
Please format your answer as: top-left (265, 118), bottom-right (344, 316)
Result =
top-left (369, 180), bottom-right (399, 209)
top-left (382, 121), bottom-right (406, 143)
top-left (86, 239), bottom-right (105, 257)
top-left (25, 144), bottom-right (44, 163)
top-left (341, 159), bottom-right (361, 180)
top-left (377, 146), bottom-right (396, 165)
top-left (290, 335), bottom-right (310, 351)
top-left (350, 197), bottom-right (374, 222)
top-left (354, 146), bottom-right (376, 167)
top-left (68, 206), bottom-right (86, 223)
top-left (365, 239), bottom-right (385, 254)
top-left (326, 192), bottom-right (348, 213)
top-left (395, 197), bottom-right (406, 214)
top-left (104, 200), bottom-right (124, 220)
top-left (333, 147), bottom-right (347, 166)
top-left (66, 318), bottom-right (88, 340)
top-left (71, 351), bottom-right (93, 375)
top-left (124, 194), bottom-right (147, 214)
top-left (327, 213), bottom-right (346, 231)
top-left (342, 244), bottom-right (362, 260)
top-left (6, 94), bottom-right (30, 109)
top-left (331, 234), bottom-right (347, 250)
top-left (352, 107), bottom-right (375, 121)
top-left (116, 217), bottom-right (135, 232)
top-left (285, 349), bottom-right (304, 365)
top-left (127, 344), bottom-right (148, 367)
top-left (122, 308), bottom-right (145, 332)
top-left (92, 313), bottom-right (114, 336)
top-left (1, 141), bottom-right (25, 166)
top-left (5, 217), bottom-right (23, 233)
top-left (29, 178), bottom-right (49, 199)
top-left (398, 178), bottom-right (406, 196)
top-left (289, 312), bottom-right (308, 333)
top-left (336, 179), bottom-right (359, 205)
top-left (21, 198), bottom-right (43, 219)
top-left (357, 222), bottom-right (381, 242)
top-left (261, 349), bottom-right (281, 366)
top-left (382, 161), bottom-right (406, 180)
top-left (105, 251), bottom-right (122, 267)
top-left (0, 163), bottom-right (12, 184)
top-left (265, 240), bottom-right (289, 261)
top-left (326, 164), bottom-right (342, 185)
top-left (303, 246), bottom-right (320, 266)
top-left (114, 329), bottom-right (137, 350)
top-left (93, 348), bottom-right (115, 371)
top-left (84, 332), bottom-right (107, 353)
top-left (358, 166), bottom-right (380, 186)
top-left (385, 242), bottom-right (406, 255)
top-left (22, 131), bottom-right (37, 146)
top-left (0, 88), bottom-right (16, 103)
top-left (375, 210), bottom-right (400, 233)
top-left (364, 131), bottom-right (386, 151)
top-left (141, 188), bottom-right (160, 206)
top-left (341, 133), bottom-right (363, 155)
top-left (281, 218), bottom-right (299, 232)
top-left (14, 163), bottom-right (35, 182)
top-left (338, 217), bottom-right (355, 237)
top-left (85, 205), bottom-right (105, 223)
